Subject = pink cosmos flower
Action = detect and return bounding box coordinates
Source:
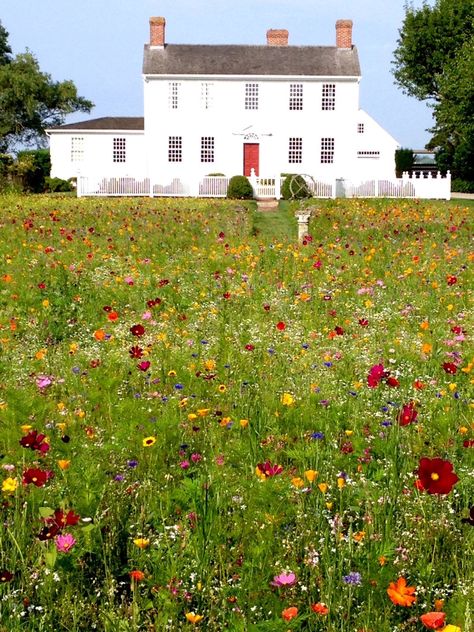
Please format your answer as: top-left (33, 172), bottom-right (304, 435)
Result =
top-left (55, 533), bottom-right (76, 553)
top-left (272, 572), bottom-right (297, 587)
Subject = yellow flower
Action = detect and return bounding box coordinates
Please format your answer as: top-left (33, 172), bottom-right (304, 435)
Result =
top-left (133, 538), bottom-right (150, 549)
top-left (337, 477), bottom-right (345, 489)
top-left (443, 626), bottom-right (461, 632)
top-left (304, 469), bottom-right (318, 482)
top-left (185, 612), bottom-right (204, 624)
top-left (422, 342), bottom-right (432, 354)
top-left (142, 436), bottom-right (156, 447)
top-left (203, 359), bottom-right (216, 371)
top-left (42, 299), bottom-right (50, 308)
top-left (281, 392), bottom-right (294, 406)
top-left (188, 413), bottom-right (198, 421)
top-left (217, 384), bottom-right (227, 393)
top-left (2, 478), bottom-right (18, 495)
top-left (291, 477), bottom-right (304, 488)
top-left (420, 320), bottom-right (430, 330)
top-left (197, 408), bottom-right (210, 417)
top-left (318, 483), bottom-right (328, 494)
top-left (57, 460), bottom-right (71, 470)
top-left (239, 419), bottom-right (249, 428)
top-left (20, 424), bottom-right (33, 434)
top-left (167, 370), bottom-right (177, 377)
top-left (35, 348), bottom-right (47, 360)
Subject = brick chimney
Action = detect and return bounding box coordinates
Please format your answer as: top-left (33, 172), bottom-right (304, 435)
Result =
top-left (266, 29), bottom-right (289, 46)
top-left (336, 19), bottom-right (353, 48)
top-left (150, 16), bottom-right (166, 47)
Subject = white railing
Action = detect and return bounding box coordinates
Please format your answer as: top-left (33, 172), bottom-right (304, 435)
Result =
top-left (77, 171), bottom-right (451, 200)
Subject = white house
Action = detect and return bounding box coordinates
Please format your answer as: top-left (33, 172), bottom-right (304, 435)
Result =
top-left (47, 16), bottom-right (401, 195)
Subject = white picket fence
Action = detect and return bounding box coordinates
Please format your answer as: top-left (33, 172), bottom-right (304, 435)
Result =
top-left (77, 171), bottom-right (451, 200)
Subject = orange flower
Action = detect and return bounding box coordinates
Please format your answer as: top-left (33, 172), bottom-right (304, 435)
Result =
top-left (282, 606), bottom-right (298, 621)
top-left (185, 612), bottom-right (204, 624)
top-left (94, 329), bottom-right (106, 341)
top-left (420, 611), bottom-right (446, 629)
top-left (129, 570), bottom-right (145, 582)
top-left (387, 577), bottom-right (416, 606)
top-left (311, 602), bottom-right (329, 615)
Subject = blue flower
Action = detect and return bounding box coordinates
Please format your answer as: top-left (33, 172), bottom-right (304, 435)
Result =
top-left (343, 572), bottom-right (362, 585)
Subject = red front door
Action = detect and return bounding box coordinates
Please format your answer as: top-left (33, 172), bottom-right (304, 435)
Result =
top-left (243, 143), bottom-right (259, 176)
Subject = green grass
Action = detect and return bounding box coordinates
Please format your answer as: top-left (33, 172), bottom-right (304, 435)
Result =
top-left (0, 194), bottom-right (472, 631)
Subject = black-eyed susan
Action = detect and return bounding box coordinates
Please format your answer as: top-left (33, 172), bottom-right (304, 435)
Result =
top-left (142, 436), bottom-right (156, 447)
top-left (217, 384), bottom-right (226, 393)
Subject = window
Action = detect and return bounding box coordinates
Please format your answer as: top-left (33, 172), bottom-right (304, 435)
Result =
top-left (168, 136), bottom-right (182, 162)
top-left (201, 137), bottom-right (215, 163)
top-left (169, 82), bottom-right (180, 109)
top-left (288, 137), bottom-right (303, 163)
top-left (322, 83), bottom-right (336, 110)
top-left (320, 138), bottom-right (334, 163)
top-left (70, 137), bottom-right (84, 162)
top-left (357, 150), bottom-right (380, 158)
top-left (201, 82), bottom-right (213, 109)
top-left (357, 123), bottom-right (365, 133)
top-left (113, 137), bottom-right (126, 163)
top-left (289, 84), bottom-right (303, 110)
top-left (245, 83), bottom-right (259, 110)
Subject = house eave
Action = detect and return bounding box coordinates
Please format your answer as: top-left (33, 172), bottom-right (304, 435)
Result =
top-left (143, 73), bottom-right (360, 82)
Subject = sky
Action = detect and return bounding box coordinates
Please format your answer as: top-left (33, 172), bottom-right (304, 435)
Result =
top-left (2, 0), bottom-right (434, 149)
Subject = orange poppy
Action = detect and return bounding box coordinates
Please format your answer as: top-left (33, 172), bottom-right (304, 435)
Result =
top-left (387, 577), bottom-right (416, 606)
top-left (282, 607), bottom-right (298, 621)
top-left (311, 602), bottom-right (329, 615)
top-left (420, 612), bottom-right (446, 629)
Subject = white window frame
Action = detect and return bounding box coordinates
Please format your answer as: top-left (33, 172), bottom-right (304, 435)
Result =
top-left (168, 136), bottom-right (183, 162)
top-left (288, 137), bottom-right (303, 163)
top-left (321, 137), bottom-right (335, 163)
top-left (357, 123), bottom-right (365, 134)
top-left (70, 137), bottom-right (84, 163)
top-left (245, 83), bottom-right (259, 110)
top-left (289, 84), bottom-right (303, 111)
top-left (169, 82), bottom-right (180, 110)
top-left (112, 137), bottom-right (126, 163)
top-left (322, 84), bottom-right (336, 110)
top-left (200, 137), bottom-right (215, 163)
top-left (201, 82), bottom-right (213, 110)
top-left (357, 151), bottom-right (380, 159)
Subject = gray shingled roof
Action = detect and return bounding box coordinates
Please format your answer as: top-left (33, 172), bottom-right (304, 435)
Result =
top-left (143, 44), bottom-right (360, 77)
top-left (50, 117), bottom-right (144, 131)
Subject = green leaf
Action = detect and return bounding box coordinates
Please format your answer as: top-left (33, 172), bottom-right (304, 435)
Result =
top-left (38, 506), bottom-right (55, 518)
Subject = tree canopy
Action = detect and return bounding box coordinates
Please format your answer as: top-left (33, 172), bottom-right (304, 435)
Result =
top-left (392, 0), bottom-right (474, 182)
top-left (0, 20), bottom-right (93, 152)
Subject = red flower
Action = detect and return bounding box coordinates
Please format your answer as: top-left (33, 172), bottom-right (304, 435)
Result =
top-left (147, 297), bottom-right (162, 307)
top-left (46, 509), bottom-right (80, 529)
top-left (129, 346), bottom-right (143, 359)
top-left (451, 325), bottom-right (464, 335)
top-left (130, 324), bottom-right (145, 337)
top-left (367, 364), bottom-right (386, 388)
top-left (158, 279), bottom-right (169, 287)
top-left (311, 603), bottom-right (329, 615)
top-left (129, 570), bottom-right (145, 582)
top-left (22, 468), bottom-right (51, 487)
top-left (0, 570), bottom-right (13, 583)
top-left (276, 321), bottom-right (286, 331)
top-left (442, 362), bottom-right (457, 375)
top-left (446, 275), bottom-right (457, 285)
top-left (398, 402), bottom-right (418, 426)
top-left (282, 607), bottom-right (298, 621)
top-left (463, 440), bottom-right (474, 448)
top-left (358, 318), bottom-right (369, 327)
top-left (245, 344), bottom-right (255, 351)
top-left (420, 611), bottom-right (446, 629)
top-left (386, 376), bottom-right (400, 387)
top-left (137, 361), bottom-right (151, 371)
top-left (263, 304), bottom-right (271, 311)
top-left (19, 430), bottom-right (50, 453)
top-left (417, 457), bottom-right (459, 495)
top-left (223, 292), bottom-right (231, 299)
top-left (334, 326), bottom-right (344, 335)
top-left (256, 461), bottom-right (283, 478)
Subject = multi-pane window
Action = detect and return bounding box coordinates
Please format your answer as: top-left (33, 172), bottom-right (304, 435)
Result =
top-left (357, 123), bottom-right (365, 133)
top-left (245, 83), bottom-right (259, 110)
top-left (200, 137), bottom-right (215, 163)
top-left (113, 137), bottom-right (126, 163)
top-left (322, 83), bottom-right (336, 110)
top-left (289, 83), bottom-right (303, 110)
top-left (169, 82), bottom-right (180, 109)
top-left (201, 82), bottom-right (213, 110)
top-left (320, 138), bottom-right (335, 163)
top-left (70, 137), bottom-right (84, 162)
top-left (168, 136), bottom-right (182, 162)
top-left (357, 150), bottom-right (380, 158)
top-left (288, 137), bottom-right (303, 163)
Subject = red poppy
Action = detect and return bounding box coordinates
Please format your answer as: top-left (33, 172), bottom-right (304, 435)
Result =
top-left (417, 457), bottom-right (459, 495)
top-left (129, 570), bottom-right (145, 582)
top-left (311, 603), bottom-right (329, 615)
top-left (129, 346), bottom-right (144, 359)
top-left (367, 364), bottom-right (386, 388)
top-left (276, 321), bottom-right (286, 331)
top-left (19, 430), bottom-right (50, 453)
top-left (130, 324), bottom-right (145, 337)
top-left (420, 611), bottom-right (446, 629)
top-left (22, 468), bottom-right (51, 487)
top-left (107, 311), bottom-right (119, 321)
top-left (281, 607), bottom-right (298, 621)
top-left (398, 402), bottom-right (418, 426)
top-left (442, 362), bottom-right (457, 375)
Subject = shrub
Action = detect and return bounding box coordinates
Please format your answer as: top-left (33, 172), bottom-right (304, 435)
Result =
top-left (280, 174), bottom-right (312, 200)
top-left (44, 177), bottom-right (75, 193)
top-left (395, 148), bottom-right (414, 178)
top-left (451, 178), bottom-right (474, 193)
top-left (226, 175), bottom-right (253, 199)
top-left (13, 149), bottom-right (51, 192)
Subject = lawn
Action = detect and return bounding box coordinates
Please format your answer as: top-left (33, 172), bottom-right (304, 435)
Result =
top-left (0, 194), bottom-right (472, 631)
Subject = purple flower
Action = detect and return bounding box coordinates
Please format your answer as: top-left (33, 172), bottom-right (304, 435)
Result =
top-left (343, 572), bottom-right (362, 585)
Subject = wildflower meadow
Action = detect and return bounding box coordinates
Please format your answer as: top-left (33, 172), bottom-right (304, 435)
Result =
top-left (0, 194), bottom-right (472, 631)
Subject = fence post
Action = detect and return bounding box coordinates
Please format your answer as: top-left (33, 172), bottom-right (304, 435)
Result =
top-left (77, 173), bottom-right (83, 198)
top-left (296, 210), bottom-right (312, 244)
top-left (375, 179), bottom-right (379, 198)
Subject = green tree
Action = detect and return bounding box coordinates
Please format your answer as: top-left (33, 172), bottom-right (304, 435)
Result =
top-left (392, 1), bottom-right (474, 181)
top-left (0, 21), bottom-right (93, 152)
